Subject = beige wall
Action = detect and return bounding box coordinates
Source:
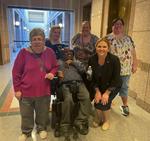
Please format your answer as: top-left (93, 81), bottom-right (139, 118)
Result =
top-left (90, 0), bottom-right (110, 38)
top-left (129, 0), bottom-right (150, 112)
top-left (91, 0), bottom-right (103, 37)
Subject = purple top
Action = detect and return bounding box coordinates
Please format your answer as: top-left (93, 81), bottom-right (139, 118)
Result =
top-left (12, 48), bottom-right (58, 97)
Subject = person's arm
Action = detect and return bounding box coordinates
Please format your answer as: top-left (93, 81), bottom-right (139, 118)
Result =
top-left (45, 49), bottom-right (59, 80)
top-left (71, 33), bottom-right (80, 48)
top-left (101, 56), bottom-right (121, 105)
top-left (132, 48), bottom-right (138, 73)
top-left (88, 57), bottom-right (102, 103)
top-left (129, 36), bottom-right (138, 73)
top-left (57, 60), bottom-right (65, 79)
top-left (71, 59), bottom-right (86, 73)
top-left (92, 34), bottom-right (99, 45)
top-left (12, 49), bottom-right (26, 100)
top-left (94, 87), bottom-right (102, 104)
top-left (108, 55), bottom-right (121, 91)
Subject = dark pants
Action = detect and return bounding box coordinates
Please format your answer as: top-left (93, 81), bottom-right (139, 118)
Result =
top-left (61, 82), bottom-right (92, 127)
top-left (19, 96), bottom-right (50, 136)
top-left (82, 73), bottom-right (95, 101)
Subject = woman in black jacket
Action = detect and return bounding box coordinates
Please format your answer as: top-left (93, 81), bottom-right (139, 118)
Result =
top-left (88, 38), bottom-right (122, 130)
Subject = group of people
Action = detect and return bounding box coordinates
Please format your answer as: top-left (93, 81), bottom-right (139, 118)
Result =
top-left (12, 18), bottom-right (137, 141)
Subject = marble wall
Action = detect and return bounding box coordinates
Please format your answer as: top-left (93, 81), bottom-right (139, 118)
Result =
top-left (130, 0), bottom-right (150, 112)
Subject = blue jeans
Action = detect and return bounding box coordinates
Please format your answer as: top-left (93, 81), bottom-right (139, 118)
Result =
top-left (119, 75), bottom-right (130, 97)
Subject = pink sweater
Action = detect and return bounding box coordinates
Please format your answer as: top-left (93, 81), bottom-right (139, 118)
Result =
top-left (12, 48), bottom-right (58, 97)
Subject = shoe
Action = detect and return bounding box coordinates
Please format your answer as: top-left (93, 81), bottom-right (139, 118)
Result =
top-left (102, 122), bottom-right (110, 131)
top-left (54, 129), bottom-right (61, 137)
top-left (18, 134), bottom-right (27, 141)
top-left (92, 121), bottom-right (99, 128)
top-left (75, 122), bottom-right (89, 135)
top-left (120, 105), bottom-right (129, 116)
top-left (39, 130), bottom-right (47, 139)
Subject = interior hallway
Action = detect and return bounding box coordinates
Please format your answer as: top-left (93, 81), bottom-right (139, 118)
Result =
top-left (0, 63), bottom-right (150, 141)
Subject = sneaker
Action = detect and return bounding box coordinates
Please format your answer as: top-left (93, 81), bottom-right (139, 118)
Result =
top-left (101, 122), bottom-right (110, 131)
top-left (18, 134), bottom-right (27, 141)
top-left (120, 105), bottom-right (129, 116)
top-left (75, 122), bottom-right (89, 135)
top-left (39, 131), bottom-right (47, 139)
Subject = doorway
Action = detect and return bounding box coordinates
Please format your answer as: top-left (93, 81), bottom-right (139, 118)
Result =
top-left (107, 0), bottom-right (131, 34)
top-left (83, 2), bottom-right (92, 22)
top-left (7, 7), bottom-right (75, 62)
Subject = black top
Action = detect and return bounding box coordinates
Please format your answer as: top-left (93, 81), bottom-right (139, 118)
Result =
top-left (88, 52), bottom-right (122, 93)
top-left (45, 39), bottom-right (68, 59)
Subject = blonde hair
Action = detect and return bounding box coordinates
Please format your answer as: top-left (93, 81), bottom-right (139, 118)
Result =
top-left (49, 25), bottom-right (61, 43)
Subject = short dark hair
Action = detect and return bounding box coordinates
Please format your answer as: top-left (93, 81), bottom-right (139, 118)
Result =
top-left (112, 18), bottom-right (124, 26)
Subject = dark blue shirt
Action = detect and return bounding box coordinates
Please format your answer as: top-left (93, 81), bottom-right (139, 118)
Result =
top-left (45, 39), bottom-right (68, 59)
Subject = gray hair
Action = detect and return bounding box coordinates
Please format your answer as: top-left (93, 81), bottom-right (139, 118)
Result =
top-left (29, 28), bottom-right (45, 41)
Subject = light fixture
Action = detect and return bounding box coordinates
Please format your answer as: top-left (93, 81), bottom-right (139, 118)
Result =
top-left (15, 21), bottom-right (20, 26)
top-left (58, 23), bottom-right (63, 28)
top-left (23, 26), bottom-right (27, 30)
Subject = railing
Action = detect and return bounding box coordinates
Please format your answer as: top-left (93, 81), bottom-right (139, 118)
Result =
top-left (62, 41), bottom-right (70, 46)
top-left (13, 40), bottom-right (30, 52)
top-left (13, 40), bottom-right (70, 52)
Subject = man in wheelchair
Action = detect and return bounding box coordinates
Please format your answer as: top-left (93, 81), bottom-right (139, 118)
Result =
top-left (56, 48), bottom-right (92, 139)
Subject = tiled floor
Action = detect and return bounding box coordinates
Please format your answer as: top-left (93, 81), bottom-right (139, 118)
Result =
top-left (0, 64), bottom-right (12, 97)
top-left (0, 63), bottom-right (150, 141)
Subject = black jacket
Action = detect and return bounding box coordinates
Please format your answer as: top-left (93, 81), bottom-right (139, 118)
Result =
top-left (88, 52), bottom-right (122, 93)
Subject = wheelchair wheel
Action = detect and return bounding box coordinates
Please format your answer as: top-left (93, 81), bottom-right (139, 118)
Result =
top-left (54, 123), bottom-right (61, 137)
top-left (64, 135), bottom-right (71, 141)
top-left (72, 126), bottom-right (79, 140)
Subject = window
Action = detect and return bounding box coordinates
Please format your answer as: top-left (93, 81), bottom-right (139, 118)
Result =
top-left (28, 11), bottom-right (44, 22)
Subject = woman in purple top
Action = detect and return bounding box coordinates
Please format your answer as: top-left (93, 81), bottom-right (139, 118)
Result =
top-left (12, 28), bottom-right (58, 141)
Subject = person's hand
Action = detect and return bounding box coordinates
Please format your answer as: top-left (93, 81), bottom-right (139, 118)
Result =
top-left (101, 92), bottom-right (109, 105)
top-left (45, 73), bottom-right (54, 80)
top-left (94, 89), bottom-right (101, 104)
top-left (15, 91), bottom-right (22, 100)
top-left (57, 71), bottom-right (64, 80)
top-left (132, 63), bottom-right (137, 73)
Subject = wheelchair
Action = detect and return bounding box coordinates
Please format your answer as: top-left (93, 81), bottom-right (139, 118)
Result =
top-left (51, 78), bottom-right (81, 141)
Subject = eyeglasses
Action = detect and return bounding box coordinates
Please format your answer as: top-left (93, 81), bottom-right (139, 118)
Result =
top-left (114, 22), bottom-right (123, 26)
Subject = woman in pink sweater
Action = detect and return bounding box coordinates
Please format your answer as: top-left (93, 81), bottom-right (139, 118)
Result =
top-left (12, 28), bottom-right (58, 141)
